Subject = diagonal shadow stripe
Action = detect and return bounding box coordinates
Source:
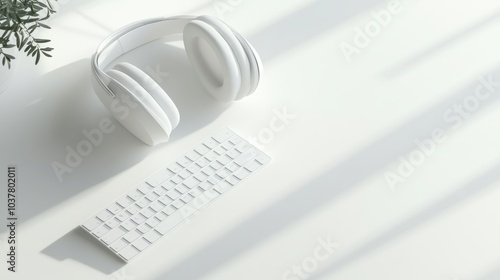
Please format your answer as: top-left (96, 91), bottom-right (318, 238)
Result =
top-left (385, 9), bottom-right (500, 77)
top-left (152, 68), bottom-right (500, 279)
top-left (249, 0), bottom-right (388, 62)
top-left (310, 162), bottom-right (500, 280)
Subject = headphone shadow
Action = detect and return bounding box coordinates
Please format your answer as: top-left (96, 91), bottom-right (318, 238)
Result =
top-left (111, 39), bottom-right (232, 143)
top-left (38, 41), bottom-right (232, 274)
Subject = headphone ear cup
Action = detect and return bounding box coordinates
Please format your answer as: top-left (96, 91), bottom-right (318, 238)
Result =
top-left (193, 16), bottom-right (252, 100)
top-left (106, 69), bottom-right (172, 145)
top-left (113, 62), bottom-right (180, 129)
top-left (183, 19), bottom-right (243, 103)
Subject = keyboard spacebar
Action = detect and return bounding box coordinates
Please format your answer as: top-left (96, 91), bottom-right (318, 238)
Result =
top-left (156, 190), bottom-right (219, 235)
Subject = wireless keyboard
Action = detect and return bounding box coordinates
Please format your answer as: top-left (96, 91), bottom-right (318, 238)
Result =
top-left (80, 128), bottom-right (271, 262)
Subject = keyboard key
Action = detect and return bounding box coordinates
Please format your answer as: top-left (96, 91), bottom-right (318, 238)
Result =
top-left (137, 223), bottom-right (152, 234)
top-left (166, 190), bottom-right (181, 200)
top-left (171, 175), bottom-right (183, 184)
top-left (227, 175), bottom-right (240, 186)
top-left (226, 149), bottom-right (240, 159)
top-left (119, 245), bottom-right (140, 261)
top-left (208, 176), bottom-right (220, 185)
top-left (245, 161), bottom-right (261, 172)
top-left (229, 135), bottom-right (242, 144)
top-left (235, 141), bottom-right (251, 153)
top-left (226, 162), bottom-right (239, 172)
top-left (217, 155), bottom-right (231, 165)
top-left (203, 138), bottom-right (219, 149)
top-left (82, 217), bottom-right (102, 231)
top-left (93, 225), bottom-right (110, 237)
top-left (140, 208), bottom-right (155, 218)
top-left (101, 227), bottom-right (127, 245)
top-left (183, 177), bottom-right (199, 189)
top-left (210, 161), bottom-right (223, 170)
top-left (137, 183), bottom-right (153, 195)
top-left (162, 205), bottom-right (176, 216)
top-left (146, 192), bottom-right (159, 202)
top-left (195, 144), bottom-right (210, 155)
top-left (147, 169), bottom-right (174, 187)
top-left (205, 151), bottom-right (218, 161)
top-left (155, 211), bottom-right (185, 235)
top-left (216, 168), bottom-right (231, 179)
top-left (172, 200), bottom-right (185, 209)
top-left (188, 189), bottom-right (202, 198)
top-left (162, 180), bottom-right (176, 190)
top-left (180, 194), bottom-right (193, 203)
top-left (123, 230), bottom-right (141, 243)
top-left (132, 238), bottom-right (150, 251)
top-left (234, 149), bottom-right (257, 166)
top-left (116, 211), bottom-right (131, 222)
top-left (117, 196), bottom-right (133, 208)
top-left (146, 217), bottom-right (160, 228)
top-left (187, 164), bottom-right (201, 173)
top-left (144, 230), bottom-right (161, 243)
top-left (121, 220), bottom-right (136, 231)
top-left (185, 150), bottom-right (201, 161)
top-left (195, 157), bottom-right (210, 167)
top-left (213, 129), bottom-right (232, 143)
top-left (177, 156), bottom-right (192, 167)
top-left (255, 154), bottom-right (271, 165)
top-left (155, 212), bottom-right (168, 221)
top-left (193, 172), bottom-right (207, 182)
top-left (175, 185), bottom-right (189, 194)
top-left (107, 203), bottom-right (122, 215)
top-left (199, 181), bottom-right (212, 191)
top-left (127, 190), bottom-right (143, 201)
top-left (149, 201), bottom-right (164, 212)
top-left (214, 146), bottom-right (226, 155)
top-left (96, 210), bottom-right (113, 222)
top-left (105, 218), bottom-right (121, 229)
top-left (167, 163), bottom-right (183, 173)
top-left (159, 196), bottom-right (173, 206)
top-left (214, 180), bottom-right (232, 194)
top-left (222, 141), bottom-right (233, 150)
top-left (126, 204), bottom-right (141, 215)
top-left (234, 169), bottom-right (251, 180)
top-left (154, 187), bottom-right (167, 196)
top-left (178, 169), bottom-right (192, 179)
top-left (136, 198), bottom-right (150, 208)
top-left (110, 238), bottom-right (128, 252)
top-left (131, 214), bottom-right (146, 225)
top-left (201, 166), bottom-right (216, 176)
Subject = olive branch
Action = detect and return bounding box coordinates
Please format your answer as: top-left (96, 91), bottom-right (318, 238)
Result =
top-left (0, 0), bottom-right (57, 68)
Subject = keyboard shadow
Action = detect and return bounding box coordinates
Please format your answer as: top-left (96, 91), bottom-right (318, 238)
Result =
top-left (42, 227), bottom-right (125, 274)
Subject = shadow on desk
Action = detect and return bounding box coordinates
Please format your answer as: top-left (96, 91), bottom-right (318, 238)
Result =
top-left (148, 63), bottom-right (500, 279)
top-left (42, 227), bottom-right (125, 274)
top-left (0, 44), bottom-right (228, 232)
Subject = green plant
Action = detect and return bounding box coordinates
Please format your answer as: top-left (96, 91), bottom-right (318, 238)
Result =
top-left (0, 0), bottom-right (57, 68)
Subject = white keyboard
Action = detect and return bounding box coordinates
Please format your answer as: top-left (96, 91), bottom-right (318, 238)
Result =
top-left (80, 128), bottom-right (271, 262)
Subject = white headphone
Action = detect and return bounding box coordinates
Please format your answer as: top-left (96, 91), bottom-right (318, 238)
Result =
top-left (91, 15), bottom-right (262, 146)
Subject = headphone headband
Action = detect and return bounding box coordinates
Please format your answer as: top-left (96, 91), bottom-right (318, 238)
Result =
top-left (92, 16), bottom-right (196, 98)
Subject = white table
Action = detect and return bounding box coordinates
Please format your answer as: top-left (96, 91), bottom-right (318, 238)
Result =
top-left (2, 0), bottom-right (500, 279)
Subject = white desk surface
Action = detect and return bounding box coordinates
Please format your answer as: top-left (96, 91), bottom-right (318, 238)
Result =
top-left (2, 0), bottom-right (500, 279)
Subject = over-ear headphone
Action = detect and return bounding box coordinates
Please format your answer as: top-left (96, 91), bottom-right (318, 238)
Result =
top-left (91, 15), bottom-right (262, 146)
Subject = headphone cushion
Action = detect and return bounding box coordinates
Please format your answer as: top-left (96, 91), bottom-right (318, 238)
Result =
top-left (183, 20), bottom-right (242, 103)
top-left (194, 16), bottom-right (252, 100)
top-left (113, 62), bottom-right (180, 129)
top-left (106, 69), bottom-right (173, 137)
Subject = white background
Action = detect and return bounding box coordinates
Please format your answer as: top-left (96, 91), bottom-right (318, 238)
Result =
top-left (2, 0), bottom-right (500, 279)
